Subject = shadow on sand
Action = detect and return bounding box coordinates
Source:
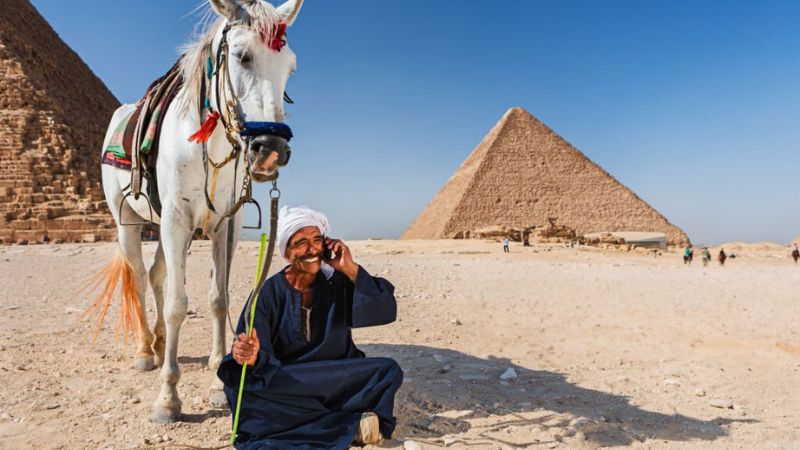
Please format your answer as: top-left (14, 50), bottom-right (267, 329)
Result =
top-left (362, 344), bottom-right (754, 448)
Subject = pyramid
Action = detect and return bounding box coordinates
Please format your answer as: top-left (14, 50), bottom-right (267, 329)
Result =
top-left (402, 107), bottom-right (689, 245)
top-left (0, 0), bottom-right (120, 244)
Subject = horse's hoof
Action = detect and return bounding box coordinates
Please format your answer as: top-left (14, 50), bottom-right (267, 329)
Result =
top-left (134, 355), bottom-right (156, 372)
top-left (209, 389), bottom-right (228, 408)
top-left (150, 405), bottom-right (181, 423)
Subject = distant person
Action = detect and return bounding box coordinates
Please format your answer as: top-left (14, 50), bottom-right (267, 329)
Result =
top-left (702, 247), bottom-right (711, 267)
top-left (718, 248), bottom-right (727, 266)
top-left (523, 233), bottom-right (530, 247)
top-left (503, 238), bottom-right (510, 253)
top-left (683, 245), bottom-right (694, 265)
top-left (792, 244), bottom-right (799, 264)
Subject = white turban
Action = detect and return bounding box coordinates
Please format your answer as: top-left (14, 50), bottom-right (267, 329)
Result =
top-left (277, 205), bottom-right (331, 262)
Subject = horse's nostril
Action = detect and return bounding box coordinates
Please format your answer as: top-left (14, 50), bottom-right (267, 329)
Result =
top-left (251, 142), bottom-right (265, 154)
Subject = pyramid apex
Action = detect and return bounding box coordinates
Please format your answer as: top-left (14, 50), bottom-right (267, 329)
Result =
top-left (504, 107), bottom-right (532, 117)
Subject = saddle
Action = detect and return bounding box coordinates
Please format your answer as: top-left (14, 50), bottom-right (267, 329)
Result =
top-left (102, 61), bottom-right (184, 217)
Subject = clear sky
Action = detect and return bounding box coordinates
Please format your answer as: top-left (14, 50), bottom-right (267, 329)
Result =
top-left (31, 0), bottom-right (800, 244)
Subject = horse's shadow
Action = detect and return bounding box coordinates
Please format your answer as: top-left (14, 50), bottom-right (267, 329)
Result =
top-left (362, 344), bottom-right (753, 448)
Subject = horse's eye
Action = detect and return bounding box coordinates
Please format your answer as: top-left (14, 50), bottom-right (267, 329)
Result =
top-left (236, 52), bottom-right (252, 65)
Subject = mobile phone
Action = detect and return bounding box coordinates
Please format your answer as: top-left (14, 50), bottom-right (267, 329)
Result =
top-left (322, 236), bottom-right (336, 260)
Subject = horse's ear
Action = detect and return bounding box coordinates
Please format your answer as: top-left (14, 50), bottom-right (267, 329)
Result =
top-left (209, 0), bottom-right (243, 21)
top-left (276, 0), bottom-right (303, 27)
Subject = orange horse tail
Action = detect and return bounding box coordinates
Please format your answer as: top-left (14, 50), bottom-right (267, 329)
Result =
top-left (82, 248), bottom-right (145, 344)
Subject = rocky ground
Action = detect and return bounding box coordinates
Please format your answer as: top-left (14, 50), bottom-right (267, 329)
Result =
top-left (0, 239), bottom-right (798, 449)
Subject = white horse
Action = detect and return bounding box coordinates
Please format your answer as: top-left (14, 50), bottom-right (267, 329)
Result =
top-left (95, 0), bottom-right (303, 423)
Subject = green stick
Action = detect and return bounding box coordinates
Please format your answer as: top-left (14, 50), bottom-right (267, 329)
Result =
top-left (231, 233), bottom-right (268, 444)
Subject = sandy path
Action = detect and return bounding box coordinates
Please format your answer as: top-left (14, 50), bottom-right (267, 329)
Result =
top-left (0, 240), bottom-right (798, 449)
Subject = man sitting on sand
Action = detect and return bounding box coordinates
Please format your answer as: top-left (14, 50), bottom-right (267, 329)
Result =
top-left (217, 206), bottom-right (403, 449)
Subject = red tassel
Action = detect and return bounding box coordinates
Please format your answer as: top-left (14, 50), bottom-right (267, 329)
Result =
top-left (187, 111), bottom-right (220, 143)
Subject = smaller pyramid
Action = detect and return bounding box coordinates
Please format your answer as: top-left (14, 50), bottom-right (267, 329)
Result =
top-left (402, 107), bottom-right (688, 245)
top-left (0, 0), bottom-right (120, 244)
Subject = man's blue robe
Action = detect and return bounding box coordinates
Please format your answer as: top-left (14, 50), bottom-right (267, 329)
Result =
top-left (217, 266), bottom-right (403, 449)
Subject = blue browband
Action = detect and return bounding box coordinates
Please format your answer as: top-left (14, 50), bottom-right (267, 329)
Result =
top-left (240, 122), bottom-right (294, 141)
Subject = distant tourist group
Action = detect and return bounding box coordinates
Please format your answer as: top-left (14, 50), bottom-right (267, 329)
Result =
top-left (684, 245), bottom-right (728, 266)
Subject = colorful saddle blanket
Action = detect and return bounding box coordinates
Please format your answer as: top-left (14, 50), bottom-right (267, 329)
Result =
top-left (102, 61), bottom-right (183, 169)
top-left (102, 62), bottom-right (183, 216)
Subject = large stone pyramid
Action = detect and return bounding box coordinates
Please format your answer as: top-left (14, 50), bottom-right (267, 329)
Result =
top-left (402, 107), bottom-right (688, 245)
top-left (0, 0), bottom-right (119, 244)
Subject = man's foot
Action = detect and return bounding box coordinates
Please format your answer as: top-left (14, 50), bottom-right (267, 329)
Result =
top-left (354, 412), bottom-right (382, 445)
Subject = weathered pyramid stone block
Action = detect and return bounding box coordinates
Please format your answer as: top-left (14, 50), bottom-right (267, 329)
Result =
top-left (0, 0), bottom-right (119, 244)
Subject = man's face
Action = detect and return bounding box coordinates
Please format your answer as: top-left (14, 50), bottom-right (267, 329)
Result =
top-left (286, 226), bottom-right (324, 275)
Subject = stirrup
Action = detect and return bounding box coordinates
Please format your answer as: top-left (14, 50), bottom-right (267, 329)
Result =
top-left (119, 190), bottom-right (155, 226)
top-left (241, 198), bottom-right (262, 230)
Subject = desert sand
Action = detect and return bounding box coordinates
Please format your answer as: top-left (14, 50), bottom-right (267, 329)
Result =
top-left (0, 239), bottom-right (798, 449)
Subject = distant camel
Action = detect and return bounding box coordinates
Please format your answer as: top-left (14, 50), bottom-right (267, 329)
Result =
top-left (792, 247), bottom-right (799, 264)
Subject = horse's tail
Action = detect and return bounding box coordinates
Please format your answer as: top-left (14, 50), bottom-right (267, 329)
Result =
top-left (81, 247), bottom-right (144, 344)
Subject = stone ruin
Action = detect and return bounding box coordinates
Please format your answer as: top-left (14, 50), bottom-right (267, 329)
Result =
top-left (402, 107), bottom-right (689, 246)
top-left (0, 0), bottom-right (119, 244)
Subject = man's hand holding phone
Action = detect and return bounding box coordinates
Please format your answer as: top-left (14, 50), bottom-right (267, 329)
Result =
top-left (323, 237), bottom-right (359, 282)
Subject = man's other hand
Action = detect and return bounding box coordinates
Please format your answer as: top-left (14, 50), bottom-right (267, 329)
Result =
top-left (232, 328), bottom-right (260, 366)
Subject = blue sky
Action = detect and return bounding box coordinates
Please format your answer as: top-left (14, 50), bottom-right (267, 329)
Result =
top-left (31, 1), bottom-right (799, 244)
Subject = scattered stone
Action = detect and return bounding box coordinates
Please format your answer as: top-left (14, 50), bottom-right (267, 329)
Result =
top-left (499, 367), bottom-right (518, 381)
top-left (450, 318), bottom-right (461, 325)
top-left (694, 388), bottom-right (706, 397)
top-left (128, 397), bottom-right (141, 404)
top-left (1, 412), bottom-right (11, 421)
top-left (662, 378), bottom-right (681, 387)
top-left (708, 398), bottom-right (733, 409)
top-left (432, 354), bottom-right (450, 364)
top-left (404, 440), bottom-right (422, 450)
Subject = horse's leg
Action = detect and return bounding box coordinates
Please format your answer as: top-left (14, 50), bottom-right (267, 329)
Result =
top-left (149, 242), bottom-right (167, 366)
top-left (208, 215), bottom-right (241, 408)
top-left (151, 213), bottom-right (192, 423)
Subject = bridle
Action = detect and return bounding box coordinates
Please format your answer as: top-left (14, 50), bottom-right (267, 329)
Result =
top-left (198, 20), bottom-right (294, 235)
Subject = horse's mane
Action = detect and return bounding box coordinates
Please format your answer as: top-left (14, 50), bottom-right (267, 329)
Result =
top-left (177, 1), bottom-right (284, 117)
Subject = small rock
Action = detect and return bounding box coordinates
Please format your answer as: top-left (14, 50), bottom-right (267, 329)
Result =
top-left (128, 397), bottom-right (141, 404)
top-left (708, 398), bottom-right (733, 409)
top-left (499, 368), bottom-right (518, 381)
top-left (432, 354), bottom-right (450, 364)
top-left (162, 434), bottom-right (170, 442)
top-left (151, 434), bottom-right (163, 444)
top-left (451, 318), bottom-right (462, 325)
top-left (404, 440), bottom-right (422, 450)
top-left (192, 396), bottom-right (203, 406)
top-left (1, 412), bottom-right (11, 421)
top-left (663, 378), bottom-right (681, 387)
top-left (694, 389), bottom-right (706, 397)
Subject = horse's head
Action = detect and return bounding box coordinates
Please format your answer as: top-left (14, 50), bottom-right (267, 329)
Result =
top-left (209, 0), bottom-right (303, 182)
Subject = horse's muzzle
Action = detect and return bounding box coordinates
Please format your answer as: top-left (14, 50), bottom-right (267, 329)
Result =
top-left (248, 135), bottom-right (291, 167)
